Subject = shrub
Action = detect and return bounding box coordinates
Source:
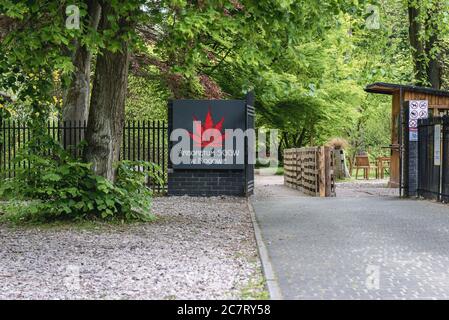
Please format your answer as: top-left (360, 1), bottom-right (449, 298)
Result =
top-left (0, 135), bottom-right (163, 223)
top-left (325, 137), bottom-right (349, 150)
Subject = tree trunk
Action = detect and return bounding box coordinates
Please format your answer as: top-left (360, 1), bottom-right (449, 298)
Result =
top-left (408, 1), bottom-right (442, 89)
top-left (426, 35), bottom-right (442, 89)
top-left (425, 4), bottom-right (442, 90)
top-left (84, 3), bottom-right (132, 181)
top-left (295, 127), bottom-right (306, 147)
top-left (408, 2), bottom-right (427, 86)
top-left (62, 0), bottom-right (101, 125)
top-left (428, 60), bottom-right (441, 89)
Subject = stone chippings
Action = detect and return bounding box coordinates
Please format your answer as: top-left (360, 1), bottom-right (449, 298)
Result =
top-left (0, 196), bottom-right (263, 300)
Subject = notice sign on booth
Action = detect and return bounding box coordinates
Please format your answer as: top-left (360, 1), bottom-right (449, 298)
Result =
top-left (409, 100), bottom-right (428, 142)
top-left (435, 124), bottom-right (441, 166)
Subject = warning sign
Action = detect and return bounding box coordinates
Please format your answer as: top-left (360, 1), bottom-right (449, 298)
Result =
top-left (409, 119), bottom-right (417, 128)
top-left (409, 130), bottom-right (418, 142)
top-left (409, 100), bottom-right (428, 141)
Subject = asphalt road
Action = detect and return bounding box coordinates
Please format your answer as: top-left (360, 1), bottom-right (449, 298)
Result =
top-left (253, 180), bottom-right (449, 299)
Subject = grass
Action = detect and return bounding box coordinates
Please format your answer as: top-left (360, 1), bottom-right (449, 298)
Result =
top-left (256, 166), bottom-right (284, 175)
top-left (240, 275), bottom-right (270, 300)
top-left (236, 252), bottom-right (270, 300)
top-left (275, 167), bottom-right (284, 175)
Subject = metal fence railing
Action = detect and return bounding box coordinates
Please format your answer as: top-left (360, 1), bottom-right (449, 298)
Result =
top-left (0, 120), bottom-right (168, 193)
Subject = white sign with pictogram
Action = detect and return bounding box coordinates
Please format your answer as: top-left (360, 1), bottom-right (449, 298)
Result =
top-left (435, 124), bottom-right (441, 166)
top-left (409, 119), bottom-right (417, 128)
top-left (409, 100), bottom-right (428, 141)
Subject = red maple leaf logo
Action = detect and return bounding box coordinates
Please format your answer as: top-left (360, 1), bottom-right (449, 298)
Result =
top-left (189, 107), bottom-right (228, 147)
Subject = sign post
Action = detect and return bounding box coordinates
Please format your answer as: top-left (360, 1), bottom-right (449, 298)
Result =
top-left (404, 100), bottom-right (428, 197)
top-left (408, 100), bottom-right (428, 141)
top-left (167, 95), bottom-right (255, 197)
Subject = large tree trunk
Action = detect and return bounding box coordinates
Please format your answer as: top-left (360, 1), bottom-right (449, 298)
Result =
top-left (426, 35), bottom-right (442, 89)
top-left (408, 1), bottom-right (442, 89)
top-left (408, 2), bottom-right (427, 86)
top-left (84, 3), bottom-right (132, 181)
top-left (62, 0), bottom-right (101, 125)
top-left (425, 2), bottom-right (442, 90)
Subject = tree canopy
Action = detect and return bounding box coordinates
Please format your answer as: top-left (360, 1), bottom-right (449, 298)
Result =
top-left (1, 0), bottom-right (449, 168)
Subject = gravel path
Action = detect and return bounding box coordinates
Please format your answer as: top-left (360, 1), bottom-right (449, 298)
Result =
top-left (0, 197), bottom-right (263, 300)
top-left (336, 180), bottom-right (400, 197)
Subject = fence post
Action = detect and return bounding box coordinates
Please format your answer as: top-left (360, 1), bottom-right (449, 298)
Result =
top-left (324, 146), bottom-right (331, 197)
top-left (318, 147), bottom-right (325, 197)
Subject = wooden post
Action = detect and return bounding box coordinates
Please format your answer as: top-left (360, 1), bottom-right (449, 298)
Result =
top-left (324, 147), bottom-right (332, 197)
top-left (318, 146), bottom-right (325, 197)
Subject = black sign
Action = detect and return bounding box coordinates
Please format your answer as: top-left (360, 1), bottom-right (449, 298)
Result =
top-left (169, 99), bottom-right (247, 169)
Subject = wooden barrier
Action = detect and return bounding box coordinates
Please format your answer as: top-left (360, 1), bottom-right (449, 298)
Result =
top-left (284, 147), bottom-right (335, 197)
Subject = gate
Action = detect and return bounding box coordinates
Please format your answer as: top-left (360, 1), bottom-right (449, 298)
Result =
top-left (417, 116), bottom-right (447, 201)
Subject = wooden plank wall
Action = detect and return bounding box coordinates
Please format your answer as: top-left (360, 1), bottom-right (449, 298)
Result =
top-left (403, 91), bottom-right (449, 111)
top-left (284, 147), bottom-right (335, 197)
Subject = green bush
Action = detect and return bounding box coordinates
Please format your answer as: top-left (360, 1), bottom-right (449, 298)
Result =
top-left (0, 135), bottom-right (163, 223)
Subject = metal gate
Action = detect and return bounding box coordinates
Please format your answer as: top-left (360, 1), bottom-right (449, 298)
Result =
top-left (417, 116), bottom-right (447, 201)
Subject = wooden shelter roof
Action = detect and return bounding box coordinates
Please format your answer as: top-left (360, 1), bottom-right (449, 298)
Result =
top-left (365, 82), bottom-right (449, 97)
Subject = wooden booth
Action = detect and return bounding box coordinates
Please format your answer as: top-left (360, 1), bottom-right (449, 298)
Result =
top-left (365, 82), bottom-right (449, 188)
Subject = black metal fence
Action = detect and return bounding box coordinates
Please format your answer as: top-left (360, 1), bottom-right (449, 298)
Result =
top-left (0, 120), bottom-right (168, 193)
top-left (417, 116), bottom-right (449, 201)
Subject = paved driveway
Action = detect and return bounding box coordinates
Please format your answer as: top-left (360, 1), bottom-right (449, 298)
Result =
top-left (253, 176), bottom-right (449, 299)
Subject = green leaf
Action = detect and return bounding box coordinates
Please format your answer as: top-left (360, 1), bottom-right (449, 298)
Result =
top-left (42, 173), bottom-right (62, 182)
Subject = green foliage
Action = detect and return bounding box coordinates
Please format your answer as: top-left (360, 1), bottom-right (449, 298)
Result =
top-left (0, 136), bottom-right (163, 223)
top-left (0, 103), bottom-right (11, 119)
top-left (1, 0), bottom-right (448, 189)
top-left (0, 1), bottom-right (82, 113)
top-left (122, 0), bottom-right (414, 159)
top-left (126, 73), bottom-right (169, 120)
top-left (0, 0), bottom-right (147, 121)
top-left (406, 0), bottom-right (449, 87)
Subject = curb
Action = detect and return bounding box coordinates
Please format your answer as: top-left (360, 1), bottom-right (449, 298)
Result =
top-left (247, 199), bottom-right (283, 300)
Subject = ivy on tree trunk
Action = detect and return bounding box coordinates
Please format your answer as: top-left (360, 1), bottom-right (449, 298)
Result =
top-left (84, 2), bottom-right (133, 181)
top-left (408, 0), bottom-right (442, 89)
top-left (62, 0), bottom-right (101, 125)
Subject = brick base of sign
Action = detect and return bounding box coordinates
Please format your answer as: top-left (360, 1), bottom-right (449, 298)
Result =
top-left (168, 169), bottom-right (246, 197)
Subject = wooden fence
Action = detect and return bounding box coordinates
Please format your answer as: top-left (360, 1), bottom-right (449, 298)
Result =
top-left (284, 147), bottom-right (335, 197)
